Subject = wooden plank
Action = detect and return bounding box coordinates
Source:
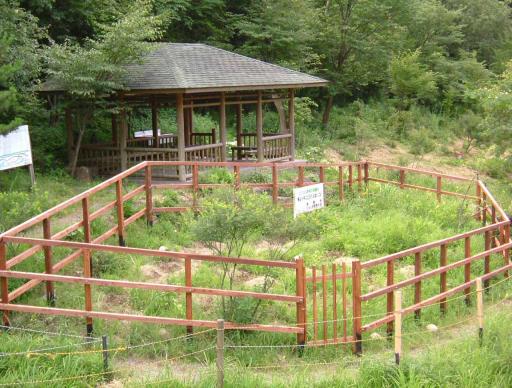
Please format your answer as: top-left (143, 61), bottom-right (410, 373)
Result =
top-left (312, 266), bottom-right (318, 341)
top-left (436, 176), bottom-right (442, 202)
top-left (288, 89), bottom-right (295, 160)
top-left (319, 167), bottom-right (325, 184)
top-left (362, 222), bottom-right (507, 269)
top-left (348, 165), bottom-right (353, 191)
top-left (0, 303), bottom-right (302, 334)
top-left (295, 257), bottom-right (306, 345)
top-left (484, 230), bottom-right (491, 289)
top-left (367, 162), bottom-right (472, 182)
top-left (399, 170), bottom-right (405, 189)
top-left (0, 242), bottom-right (8, 325)
top-left (82, 197), bottom-right (93, 333)
top-left (357, 164), bottom-right (362, 192)
top-left (338, 166), bottom-right (344, 201)
top-left (256, 91), bottom-right (263, 162)
top-left (504, 224), bottom-right (510, 278)
top-left (176, 93), bottom-right (186, 181)
top-left (306, 336), bottom-right (355, 347)
top-left (414, 252), bottom-right (421, 319)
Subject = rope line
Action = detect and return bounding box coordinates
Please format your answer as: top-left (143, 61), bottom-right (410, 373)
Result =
top-left (0, 339), bottom-right (102, 357)
top-left (0, 324), bottom-right (101, 339)
top-left (0, 346), bottom-right (216, 386)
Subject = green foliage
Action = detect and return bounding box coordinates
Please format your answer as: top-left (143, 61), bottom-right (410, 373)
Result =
top-left (389, 50), bottom-right (438, 109)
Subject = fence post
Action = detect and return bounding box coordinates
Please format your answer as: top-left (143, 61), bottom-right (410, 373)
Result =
top-left (298, 166), bottom-right (305, 187)
top-left (192, 164), bottom-right (199, 208)
top-left (295, 256), bottom-right (306, 353)
top-left (464, 237), bottom-right (471, 306)
top-left (504, 223), bottom-right (510, 278)
top-left (399, 170), bottom-right (405, 189)
top-left (394, 290), bottom-right (402, 365)
top-left (357, 164), bottom-right (362, 192)
top-left (272, 164), bottom-right (278, 204)
top-left (233, 165), bottom-right (241, 190)
top-left (348, 165), bottom-right (353, 191)
top-left (484, 231), bottom-right (491, 291)
top-left (338, 166), bottom-right (344, 201)
top-left (102, 335), bottom-right (109, 372)
top-left (352, 259), bottom-right (362, 356)
top-left (0, 241), bottom-right (9, 327)
top-left (475, 182), bottom-right (482, 221)
top-left (436, 176), bottom-right (442, 202)
top-left (319, 166), bottom-right (325, 184)
top-left (440, 244), bottom-right (447, 314)
top-left (414, 252), bottom-right (421, 320)
top-left (185, 257), bottom-right (193, 335)
top-left (386, 260), bottom-right (394, 337)
top-left (43, 218), bottom-right (55, 306)
top-left (82, 197), bottom-right (93, 336)
top-left (476, 278), bottom-right (484, 346)
top-left (216, 319), bottom-right (224, 388)
top-left (115, 179), bottom-right (126, 246)
top-left (482, 192), bottom-right (487, 226)
top-left (145, 165), bottom-right (154, 226)
top-left (363, 161), bottom-right (369, 187)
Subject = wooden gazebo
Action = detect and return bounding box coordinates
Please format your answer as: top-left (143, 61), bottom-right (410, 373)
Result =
top-left (45, 43), bottom-right (328, 180)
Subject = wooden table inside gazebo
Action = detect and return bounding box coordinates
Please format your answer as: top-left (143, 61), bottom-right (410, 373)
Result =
top-left (43, 43), bottom-right (328, 181)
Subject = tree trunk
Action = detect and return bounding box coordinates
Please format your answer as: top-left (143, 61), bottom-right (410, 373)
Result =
top-left (70, 112), bottom-right (90, 177)
top-left (322, 95), bottom-right (334, 129)
top-left (273, 94), bottom-right (288, 133)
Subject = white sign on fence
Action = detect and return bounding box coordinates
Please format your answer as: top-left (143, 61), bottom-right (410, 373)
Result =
top-left (0, 125), bottom-right (35, 184)
top-left (293, 183), bottom-right (325, 218)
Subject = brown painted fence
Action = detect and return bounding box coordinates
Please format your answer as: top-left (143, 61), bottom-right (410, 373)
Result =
top-left (0, 160), bottom-right (509, 352)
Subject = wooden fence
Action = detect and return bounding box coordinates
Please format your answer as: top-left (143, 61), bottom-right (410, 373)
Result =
top-left (0, 160), bottom-right (509, 353)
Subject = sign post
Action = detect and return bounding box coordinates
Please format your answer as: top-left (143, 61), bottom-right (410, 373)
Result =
top-left (293, 183), bottom-right (325, 218)
top-left (0, 125), bottom-right (35, 186)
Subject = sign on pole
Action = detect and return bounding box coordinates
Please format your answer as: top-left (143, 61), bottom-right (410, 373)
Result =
top-left (293, 183), bottom-right (324, 218)
top-left (0, 125), bottom-right (35, 185)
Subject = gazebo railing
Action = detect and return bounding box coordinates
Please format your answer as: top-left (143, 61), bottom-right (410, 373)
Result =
top-left (127, 134), bottom-right (178, 149)
top-left (78, 145), bottom-right (120, 175)
top-left (263, 133), bottom-right (292, 160)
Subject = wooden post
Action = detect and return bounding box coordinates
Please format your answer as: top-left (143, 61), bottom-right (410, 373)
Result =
top-left (272, 164), bottom-right (279, 204)
top-left (151, 98), bottom-right (159, 148)
top-left (233, 165), bottom-right (241, 190)
top-left (503, 223), bottom-right (510, 278)
top-left (475, 183), bottom-right (482, 221)
top-left (82, 197), bottom-right (93, 336)
top-left (176, 93), bottom-right (186, 181)
top-left (394, 290), bottom-right (402, 365)
top-left (348, 165), bottom-right (353, 191)
top-left (352, 259), bottom-right (362, 355)
top-left (216, 319), bottom-right (225, 388)
top-left (476, 277), bottom-right (484, 345)
top-left (145, 166), bottom-right (153, 226)
top-left (295, 256), bottom-right (306, 350)
top-left (0, 241), bottom-right (9, 327)
top-left (219, 92), bottom-right (227, 162)
top-left (298, 166), bottom-right (305, 187)
top-left (115, 180), bottom-right (125, 246)
top-left (482, 192), bottom-right (487, 226)
top-left (342, 262), bottom-right (347, 342)
top-left (436, 176), bottom-right (442, 202)
top-left (363, 161), bottom-right (369, 187)
top-left (399, 170), bottom-right (405, 189)
top-left (119, 105), bottom-right (128, 172)
top-left (484, 230), bottom-right (491, 290)
top-left (386, 260), bottom-right (394, 337)
top-left (256, 91), bottom-right (264, 162)
top-left (414, 252), bottom-right (421, 320)
top-left (111, 113), bottom-right (118, 146)
top-left (440, 244), bottom-right (447, 314)
top-left (185, 257), bottom-right (193, 335)
top-left (43, 218), bottom-right (55, 305)
top-left (338, 166), bottom-right (344, 201)
top-left (192, 164), bottom-right (199, 208)
top-left (319, 167), bottom-right (325, 184)
top-left (288, 89), bottom-right (295, 160)
top-left (65, 108), bottom-right (74, 163)
top-left (235, 104), bottom-right (243, 160)
top-left (102, 335), bottom-right (109, 372)
top-left (357, 164), bottom-right (362, 192)
top-left (464, 237), bottom-right (471, 306)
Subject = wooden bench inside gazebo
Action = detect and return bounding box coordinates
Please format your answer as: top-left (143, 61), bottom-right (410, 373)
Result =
top-left (45, 43), bottom-right (328, 181)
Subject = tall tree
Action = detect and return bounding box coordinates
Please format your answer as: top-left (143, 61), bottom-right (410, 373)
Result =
top-left (313, 0), bottom-right (408, 127)
top-left (45, 0), bottom-right (163, 174)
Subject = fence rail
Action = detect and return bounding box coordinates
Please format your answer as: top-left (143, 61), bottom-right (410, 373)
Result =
top-left (0, 160), bottom-right (509, 352)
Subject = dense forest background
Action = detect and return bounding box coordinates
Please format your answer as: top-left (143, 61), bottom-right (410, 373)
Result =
top-left (1, 0), bottom-right (512, 177)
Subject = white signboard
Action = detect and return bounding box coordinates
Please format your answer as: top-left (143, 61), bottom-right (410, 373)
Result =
top-left (134, 129), bottom-right (161, 138)
top-left (293, 183), bottom-right (325, 218)
top-left (0, 125), bottom-right (33, 171)
top-left (0, 125), bottom-right (35, 185)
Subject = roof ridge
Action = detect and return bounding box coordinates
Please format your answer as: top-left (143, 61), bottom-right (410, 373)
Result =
top-left (198, 43), bottom-right (326, 83)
